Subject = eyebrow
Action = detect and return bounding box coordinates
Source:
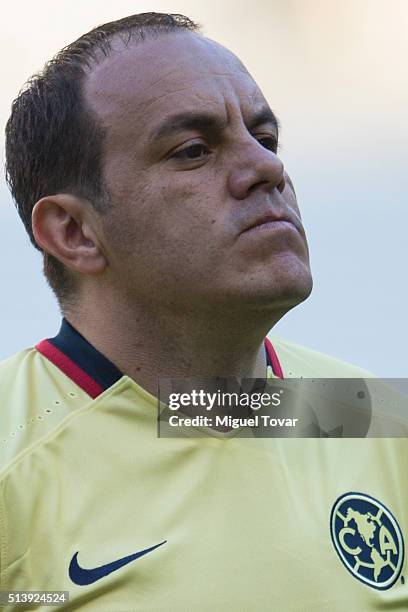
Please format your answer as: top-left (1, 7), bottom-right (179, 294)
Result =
top-left (148, 106), bottom-right (280, 144)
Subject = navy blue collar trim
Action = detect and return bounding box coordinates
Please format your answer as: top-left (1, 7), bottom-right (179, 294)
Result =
top-left (48, 318), bottom-right (123, 392)
top-left (39, 320), bottom-right (283, 397)
top-left (265, 345), bottom-right (272, 368)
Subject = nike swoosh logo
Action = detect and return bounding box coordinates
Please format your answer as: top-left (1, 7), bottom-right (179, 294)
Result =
top-left (69, 540), bottom-right (167, 585)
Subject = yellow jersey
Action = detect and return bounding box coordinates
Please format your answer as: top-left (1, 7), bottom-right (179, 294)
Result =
top-left (0, 319), bottom-right (406, 610)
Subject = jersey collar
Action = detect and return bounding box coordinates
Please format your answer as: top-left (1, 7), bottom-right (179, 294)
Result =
top-left (36, 318), bottom-right (283, 398)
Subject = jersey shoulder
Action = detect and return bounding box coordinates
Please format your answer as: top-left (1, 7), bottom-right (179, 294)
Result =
top-left (269, 335), bottom-right (373, 378)
top-left (0, 348), bottom-right (91, 472)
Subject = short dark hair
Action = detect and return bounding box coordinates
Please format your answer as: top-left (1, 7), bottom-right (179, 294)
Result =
top-left (5, 12), bottom-right (200, 306)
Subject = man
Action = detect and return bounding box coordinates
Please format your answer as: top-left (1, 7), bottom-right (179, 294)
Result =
top-left (1, 12), bottom-right (406, 611)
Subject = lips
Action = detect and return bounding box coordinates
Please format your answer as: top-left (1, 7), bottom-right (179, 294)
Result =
top-left (241, 213), bottom-right (299, 234)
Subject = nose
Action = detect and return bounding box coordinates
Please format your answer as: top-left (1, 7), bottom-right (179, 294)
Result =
top-left (227, 138), bottom-right (286, 200)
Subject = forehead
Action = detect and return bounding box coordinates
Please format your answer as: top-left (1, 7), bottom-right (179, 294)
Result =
top-left (83, 32), bottom-right (269, 138)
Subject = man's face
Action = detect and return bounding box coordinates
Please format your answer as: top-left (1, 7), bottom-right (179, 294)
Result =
top-left (84, 32), bottom-right (312, 313)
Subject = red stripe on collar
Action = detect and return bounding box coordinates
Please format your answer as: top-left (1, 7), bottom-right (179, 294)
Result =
top-left (264, 337), bottom-right (284, 379)
top-left (36, 339), bottom-right (105, 399)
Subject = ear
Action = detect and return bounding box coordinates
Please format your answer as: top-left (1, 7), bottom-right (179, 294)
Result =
top-left (32, 194), bottom-right (107, 275)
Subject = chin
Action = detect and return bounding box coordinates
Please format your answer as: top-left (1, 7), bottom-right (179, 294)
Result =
top-left (242, 259), bottom-right (313, 307)
top-left (271, 277), bottom-right (313, 309)
top-left (259, 278), bottom-right (312, 310)
top-left (213, 274), bottom-right (312, 317)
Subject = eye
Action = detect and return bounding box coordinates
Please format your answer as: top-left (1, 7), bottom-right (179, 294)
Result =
top-left (170, 143), bottom-right (210, 161)
top-left (255, 135), bottom-right (279, 154)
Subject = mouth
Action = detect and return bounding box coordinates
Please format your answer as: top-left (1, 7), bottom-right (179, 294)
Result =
top-left (240, 213), bottom-right (302, 236)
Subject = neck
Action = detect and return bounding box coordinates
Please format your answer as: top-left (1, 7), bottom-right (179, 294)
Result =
top-left (65, 294), bottom-right (285, 397)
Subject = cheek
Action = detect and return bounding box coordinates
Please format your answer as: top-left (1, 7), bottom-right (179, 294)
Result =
top-left (140, 174), bottom-right (221, 241)
top-left (102, 177), bottom-right (222, 273)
